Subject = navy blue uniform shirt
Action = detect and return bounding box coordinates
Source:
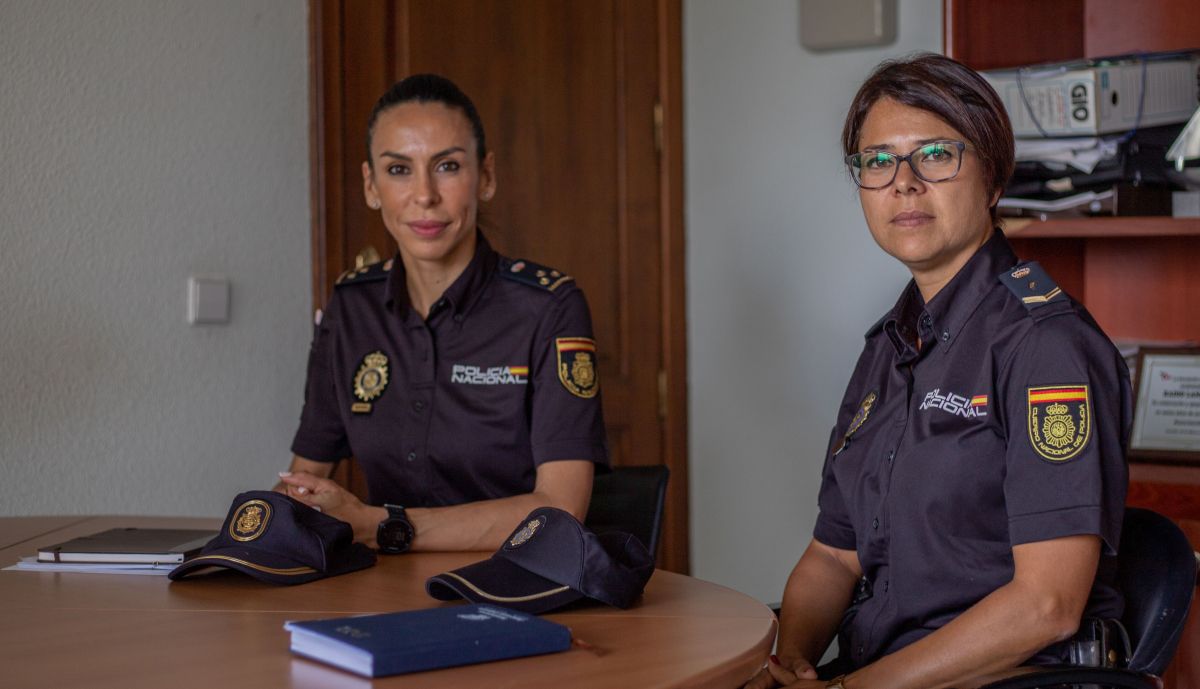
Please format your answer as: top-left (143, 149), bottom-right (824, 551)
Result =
top-left (813, 229), bottom-right (1131, 667)
top-left (291, 234), bottom-right (608, 507)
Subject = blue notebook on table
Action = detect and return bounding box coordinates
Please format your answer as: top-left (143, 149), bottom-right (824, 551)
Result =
top-left (283, 604), bottom-right (572, 677)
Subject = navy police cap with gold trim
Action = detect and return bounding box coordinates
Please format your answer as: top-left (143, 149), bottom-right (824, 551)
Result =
top-left (425, 506), bottom-right (654, 614)
top-left (168, 491), bottom-right (376, 585)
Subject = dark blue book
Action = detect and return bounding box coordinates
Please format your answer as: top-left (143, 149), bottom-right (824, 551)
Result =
top-left (283, 604), bottom-right (572, 677)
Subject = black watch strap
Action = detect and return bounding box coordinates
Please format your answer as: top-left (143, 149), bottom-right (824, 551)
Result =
top-left (376, 503), bottom-right (414, 554)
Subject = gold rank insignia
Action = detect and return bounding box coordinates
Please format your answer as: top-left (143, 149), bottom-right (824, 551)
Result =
top-left (556, 337), bottom-right (599, 398)
top-left (834, 390), bottom-right (877, 456)
top-left (352, 350), bottom-right (390, 414)
top-left (1027, 385), bottom-right (1091, 461)
top-left (230, 499), bottom-right (271, 542)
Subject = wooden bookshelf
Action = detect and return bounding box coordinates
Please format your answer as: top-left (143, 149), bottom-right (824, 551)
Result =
top-left (948, 2), bottom-right (1200, 685)
top-left (1004, 217), bottom-right (1200, 239)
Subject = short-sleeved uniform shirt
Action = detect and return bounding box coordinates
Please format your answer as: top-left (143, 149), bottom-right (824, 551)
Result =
top-left (291, 234), bottom-right (609, 507)
top-left (813, 229), bottom-right (1131, 668)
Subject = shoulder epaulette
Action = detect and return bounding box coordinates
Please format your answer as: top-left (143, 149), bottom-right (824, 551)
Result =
top-left (864, 311), bottom-right (889, 339)
top-left (998, 261), bottom-right (1065, 312)
top-left (499, 258), bottom-right (574, 292)
top-left (334, 259), bottom-right (391, 287)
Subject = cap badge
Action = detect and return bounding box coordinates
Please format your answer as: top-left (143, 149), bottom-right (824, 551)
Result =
top-left (508, 517), bottom-right (544, 548)
top-left (230, 499), bottom-right (271, 542)
top-left (352, 350), bottom-right (390, 414)
top-left (556, 338), bottom-right (599, 399)
top-left (1027, 385), bottom-right (1091, 462)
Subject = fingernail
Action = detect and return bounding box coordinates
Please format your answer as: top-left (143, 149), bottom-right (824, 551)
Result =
top-left (278, 471), bottom-right (291, 477)
top-left (297, 487), bottom-right (308, 495)
top-left (769, 655), bottom-right (780, 665)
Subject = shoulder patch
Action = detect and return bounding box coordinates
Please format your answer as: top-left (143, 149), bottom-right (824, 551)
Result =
top-left (500, 258), bottom-right (574, 292)
top-left (334, 259), bottom-right (390, 288)
top-left (998, 261), bottom-right (1064, 312)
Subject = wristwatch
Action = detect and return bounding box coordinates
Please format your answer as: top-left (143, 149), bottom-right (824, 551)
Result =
top-left (376, 504), bottom-right (415, 554)
top-left (826, 675), bottom-right (848, 689)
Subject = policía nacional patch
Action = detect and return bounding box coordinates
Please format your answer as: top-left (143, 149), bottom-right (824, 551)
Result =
top-left (556, 337), bottom-right (599, 398)
top-left (352, 350), bottom-right (390, 414)
top-left (1027, 385), bottom-right (1091, 462)
top-left (834, 390), bottom-right (877, 456)
top-left (230, 499), bottom-right (271, 542)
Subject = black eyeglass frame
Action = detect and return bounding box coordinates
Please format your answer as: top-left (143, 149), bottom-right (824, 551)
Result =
top-left (844, 140), bottom-right (969, 189)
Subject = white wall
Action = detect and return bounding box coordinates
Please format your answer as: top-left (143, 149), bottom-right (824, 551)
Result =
top-left (685, 0), bottom-right (943, 602)
top-left (0, 1), bottom-right (311, 516)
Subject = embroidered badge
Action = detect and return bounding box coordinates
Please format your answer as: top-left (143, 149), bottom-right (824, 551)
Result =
top-left (834, 390), bottom-right (877, 456)
top-left (556, 337), bottom-right (599, 398)
top-left (1027, 385), bottom-right (1091, 462)
top-left (230, 499), bottom-right (271, 542)
top-left (352, 351), bottom-right (389, 414)
top-left (919, 388), bottom-right (989, 418)
top-left (507, 517), bottom-right (545, 548)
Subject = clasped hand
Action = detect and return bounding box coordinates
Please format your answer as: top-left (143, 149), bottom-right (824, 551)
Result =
top-left (744, 655), bottom-right (826, 689)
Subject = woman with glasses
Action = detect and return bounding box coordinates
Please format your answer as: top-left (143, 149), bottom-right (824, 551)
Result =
top-left (746, 53), bottom-right (1130, 689)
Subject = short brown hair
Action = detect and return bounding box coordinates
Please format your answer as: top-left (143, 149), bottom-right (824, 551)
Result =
top-left (842, 52), bottom-right (1014, 221)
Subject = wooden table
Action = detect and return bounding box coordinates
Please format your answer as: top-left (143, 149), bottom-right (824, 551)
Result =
top-left (0, 516), bottom-right (775, 689)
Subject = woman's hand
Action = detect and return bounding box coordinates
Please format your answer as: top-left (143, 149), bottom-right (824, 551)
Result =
top-left (744, 655), bottom-right (819, 689)
top-left (277, 471), bottom-right (382, 544)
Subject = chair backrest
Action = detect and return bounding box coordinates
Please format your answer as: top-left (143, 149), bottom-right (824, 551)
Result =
top-left (1118, 507), bottom-right (1199, 675)
top-left (584, 465), bottom-right (669, 557)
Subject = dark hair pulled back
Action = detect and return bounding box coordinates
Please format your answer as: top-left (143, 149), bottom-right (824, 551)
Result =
top-left (365, 73), bottom-right (488, 164)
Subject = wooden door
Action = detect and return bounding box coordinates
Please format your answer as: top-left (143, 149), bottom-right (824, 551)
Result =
top-left (309, 0), bottom-right (689, 573)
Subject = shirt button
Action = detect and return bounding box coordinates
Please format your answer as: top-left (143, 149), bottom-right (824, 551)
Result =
top-left (413, 400), bottom-right (425, 412)
top-left (872, 517), bottom-right (880, 529)
top-left (887, 450), bottom-right (895, 463)
top-left (406, 451), bottom-right (416, 462)
top-left (920, 314), bottom-right (931, 328)
top-left (941, 329), bottom-right (950, 341)
top-left (453, 314), bottom-right (464, 323)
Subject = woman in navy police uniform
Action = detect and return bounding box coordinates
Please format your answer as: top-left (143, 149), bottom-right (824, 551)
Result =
top-left (747, 54), bottom-right (1130, 689)
top-left (277, 75), bottom-right (608, 553)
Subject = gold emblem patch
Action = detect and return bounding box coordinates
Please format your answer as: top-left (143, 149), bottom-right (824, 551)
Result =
top-left (230, 499), bottom-right (271, 542)
top-left (556, 337), bottom-right (599, 399)
top-left (352, 351), bottom-right (390, 414)
top-left (1027, 385), bottom-right (1091, 462)
top-left (834, 391), bottom-right (877, 456)
top-left (508, 517), bottom-right (544, 548)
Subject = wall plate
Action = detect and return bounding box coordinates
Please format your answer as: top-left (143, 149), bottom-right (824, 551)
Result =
top-left (800, 0), bottom-right (896, 52)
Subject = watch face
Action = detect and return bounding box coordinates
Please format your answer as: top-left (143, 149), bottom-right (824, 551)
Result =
top-left (377, 513), bottom-right (414, 553)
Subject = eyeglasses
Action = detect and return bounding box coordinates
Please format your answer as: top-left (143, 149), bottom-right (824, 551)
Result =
top-left (845, 140), bottom-right (968, 189)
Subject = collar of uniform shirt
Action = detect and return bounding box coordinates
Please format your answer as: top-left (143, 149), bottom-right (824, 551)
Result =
top-left (385, 231), bottom-right (499, 319)
top-left (898, 228), bottom-right (1021, 354)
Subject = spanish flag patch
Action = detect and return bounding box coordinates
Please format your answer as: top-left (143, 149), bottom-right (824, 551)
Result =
top-left (1027, 385), bottom-right (1091, 462)
top-left (556, 337), bottom-right (599, 399)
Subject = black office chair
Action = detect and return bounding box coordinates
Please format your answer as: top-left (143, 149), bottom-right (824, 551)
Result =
top-left (981, 507), bottom-right (1199, 689)
top-left (584, 465), bottom-right (669, 557)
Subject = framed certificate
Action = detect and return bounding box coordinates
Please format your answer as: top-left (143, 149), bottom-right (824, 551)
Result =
top-left (1129, 348), bottom-right (1200, 464)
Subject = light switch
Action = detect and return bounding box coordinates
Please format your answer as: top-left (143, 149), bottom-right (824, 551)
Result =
top-left (187, 275), bottom-right (230, 325)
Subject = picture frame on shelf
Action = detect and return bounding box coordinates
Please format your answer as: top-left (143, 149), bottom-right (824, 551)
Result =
top-left (1129, 347), bottom-right (1200, 465)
